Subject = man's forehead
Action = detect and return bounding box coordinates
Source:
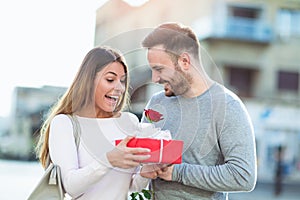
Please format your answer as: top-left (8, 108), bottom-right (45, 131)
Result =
top-left (148, 44), bottom-right (165, 52)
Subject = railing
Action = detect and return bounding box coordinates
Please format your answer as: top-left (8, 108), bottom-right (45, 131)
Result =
top-left (223, 17), bottom-right (273, 42)
top-left (196, 16), bottom-right (273, 43)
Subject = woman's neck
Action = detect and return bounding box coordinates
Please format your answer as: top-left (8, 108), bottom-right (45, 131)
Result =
top-left (76, 108), bottom-right (121, 118)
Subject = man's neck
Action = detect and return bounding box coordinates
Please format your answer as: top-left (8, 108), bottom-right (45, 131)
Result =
top-left (183, 72), bottom-right (214, 98)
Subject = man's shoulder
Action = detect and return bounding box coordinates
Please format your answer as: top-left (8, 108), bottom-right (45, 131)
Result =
top-left (150, 90), bottom-right (166, 100)
top-left (211, 82), bottom-right (242, 103)
top-left (154, 90), bottom-right (165, 96)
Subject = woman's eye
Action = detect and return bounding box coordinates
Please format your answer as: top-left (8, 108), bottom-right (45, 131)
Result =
top-left (107, 79), bottom-right (114, 82)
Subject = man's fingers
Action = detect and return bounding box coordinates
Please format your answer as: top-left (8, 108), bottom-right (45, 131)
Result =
top-left (140, 171), bottom-right (158, 179)
top-left (161, 167), bottom-right (168, 172)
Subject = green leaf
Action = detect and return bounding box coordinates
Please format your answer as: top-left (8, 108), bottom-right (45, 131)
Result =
top-left (138, 193), bottom-right (144, 200)
top-left (130, 192), bottom-right (138, 200)
top-left (141, 189), bottom-right (152, 199)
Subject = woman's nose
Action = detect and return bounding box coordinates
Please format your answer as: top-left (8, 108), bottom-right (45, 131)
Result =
top-left (115, 80), bottom-right (125, 92)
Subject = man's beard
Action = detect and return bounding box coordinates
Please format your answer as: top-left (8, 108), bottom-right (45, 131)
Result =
top-left (160, 66), bottom-right (192, 97)
top-left (164, 83), bottom-right (175, 97)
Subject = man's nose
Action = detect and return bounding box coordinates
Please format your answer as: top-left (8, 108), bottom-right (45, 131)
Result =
top-left (151, 71), bottom-right (160, 83)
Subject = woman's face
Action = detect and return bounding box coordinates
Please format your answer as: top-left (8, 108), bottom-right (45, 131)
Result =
top-left (94, 62), bottom-right (126, 117)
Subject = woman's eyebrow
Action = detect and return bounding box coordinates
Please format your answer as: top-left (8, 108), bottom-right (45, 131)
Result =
top-left (105, 71), bottom-right (117, 76)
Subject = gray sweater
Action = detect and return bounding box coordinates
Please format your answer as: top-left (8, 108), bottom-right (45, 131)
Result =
top-left (142, 83), bottom-right (257, 200)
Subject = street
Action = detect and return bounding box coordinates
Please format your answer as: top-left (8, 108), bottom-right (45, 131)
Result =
top-left (1, 159), bottom-right (300, 200)
top-left (0, 159), bottom-right (43, 200)
top-left (230, 182), bottom-right (300, 200)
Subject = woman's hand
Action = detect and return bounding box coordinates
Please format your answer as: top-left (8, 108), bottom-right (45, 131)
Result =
top-left (107, 136), bottom-right (151, 169)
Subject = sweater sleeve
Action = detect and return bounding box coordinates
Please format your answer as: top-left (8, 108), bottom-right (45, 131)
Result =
top-left (49, 114), bottom-right (113, 198)
top-left (172, 100), bottom-right (257, 192)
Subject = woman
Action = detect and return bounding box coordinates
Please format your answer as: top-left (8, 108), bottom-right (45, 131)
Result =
top-left (36, 46), bottom-right (151, 199)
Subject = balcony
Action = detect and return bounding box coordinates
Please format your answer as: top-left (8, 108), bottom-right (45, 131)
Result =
top-left (194, 16), bottom-right (273, 44)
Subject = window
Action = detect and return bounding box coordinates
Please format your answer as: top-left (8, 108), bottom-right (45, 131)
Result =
top-left (277, 70), bottom-right (299, 91)
top-left (227, 66), bottom-right (257, 97)
top-left (277, 9), bottom-right (300, 37)
top-left (229, 6), bottom-right (261, 19)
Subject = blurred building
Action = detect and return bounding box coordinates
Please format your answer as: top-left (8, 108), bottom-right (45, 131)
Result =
top-left (95, 0), bottom-right (300, 182)
top-left (0, 86), bottom-right (66, 160)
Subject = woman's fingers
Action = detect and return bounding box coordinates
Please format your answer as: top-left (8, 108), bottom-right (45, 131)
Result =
top-left (107, 136), bottom-right (152, 168)
top-left (123, 147), bottom-right (151, 162)
top-left (127, 147), bottom-right (151, 154)
top-left (117, 136), bottom-right (151, 156)
top-left (117, 137), bottom-right (150, 152)
top-left (117, 136), bottom-right (133, 147)
top-left (126, 153), bottom-right (151, 162)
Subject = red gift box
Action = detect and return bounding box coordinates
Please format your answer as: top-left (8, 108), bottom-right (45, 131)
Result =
top-left (115, 138), bottom-right (183, 164)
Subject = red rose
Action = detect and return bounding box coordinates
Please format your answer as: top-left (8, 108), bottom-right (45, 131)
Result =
top-left (144, 109), bottom-right (164, 123)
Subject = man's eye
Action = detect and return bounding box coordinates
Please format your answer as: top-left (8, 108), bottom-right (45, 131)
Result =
top-left (152, 66), bottom-right (163, 72)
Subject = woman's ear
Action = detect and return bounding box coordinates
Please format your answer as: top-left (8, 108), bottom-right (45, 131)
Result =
top-left (178, 52), bottom-right (191, 70)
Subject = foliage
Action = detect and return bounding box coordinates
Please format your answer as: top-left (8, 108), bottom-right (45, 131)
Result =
top-left (130, 189), bottom-right (153, 200)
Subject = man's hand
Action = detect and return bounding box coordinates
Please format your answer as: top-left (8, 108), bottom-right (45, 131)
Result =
top-left (157, 164), bottom-right (173, 181)
top-left (140, 164), bottom-right (164, 179)
top-left (140, 164), bottom-right (173, 181)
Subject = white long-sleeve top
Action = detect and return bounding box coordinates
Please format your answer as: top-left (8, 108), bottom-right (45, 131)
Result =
top-left (48, 112), bottom-right (150, 200)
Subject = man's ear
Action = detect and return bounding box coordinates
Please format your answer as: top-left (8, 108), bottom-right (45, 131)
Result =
top-left (178, 52), bottom-right (190, 70)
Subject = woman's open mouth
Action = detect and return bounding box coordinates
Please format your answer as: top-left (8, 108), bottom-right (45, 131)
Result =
top-left (105, 95), bottom-right (119, 104)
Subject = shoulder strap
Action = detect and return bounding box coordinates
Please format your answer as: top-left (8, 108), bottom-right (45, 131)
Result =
top-left (66, 114), bottom-right (81, 149)
top-left (46, 114), bottom-right (81, 168)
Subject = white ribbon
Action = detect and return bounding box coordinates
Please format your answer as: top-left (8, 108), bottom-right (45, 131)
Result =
top-left (158, 139), bottom-right (163, 163)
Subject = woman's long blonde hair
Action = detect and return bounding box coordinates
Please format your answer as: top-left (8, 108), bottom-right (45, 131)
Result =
top-left (36, 46), bottom-right (129, 168)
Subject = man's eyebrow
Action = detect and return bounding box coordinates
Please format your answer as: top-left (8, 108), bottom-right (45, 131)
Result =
top-left (152, 65), bottom-right (163, 69)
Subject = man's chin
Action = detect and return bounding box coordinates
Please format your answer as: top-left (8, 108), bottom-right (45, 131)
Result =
top-left (164, 88), bottom-right (175, 97)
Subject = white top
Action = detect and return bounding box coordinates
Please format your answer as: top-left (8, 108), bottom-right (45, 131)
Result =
top-left (49, 112), bottom-right (152, 200)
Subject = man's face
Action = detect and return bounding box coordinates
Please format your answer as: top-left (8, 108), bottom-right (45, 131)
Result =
top-left (147, 47), bottom-right (191, 97)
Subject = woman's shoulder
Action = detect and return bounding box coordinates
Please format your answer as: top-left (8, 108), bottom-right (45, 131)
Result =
top-left (49, 114), bottom-right (74, 139)
top-left (52, 113), bottom-right (71, 120)
top-left (51, 114), bottom-right (73, 126)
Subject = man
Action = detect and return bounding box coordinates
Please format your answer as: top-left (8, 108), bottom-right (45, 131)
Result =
top-left (140, 22), bottom-right (257, 200)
